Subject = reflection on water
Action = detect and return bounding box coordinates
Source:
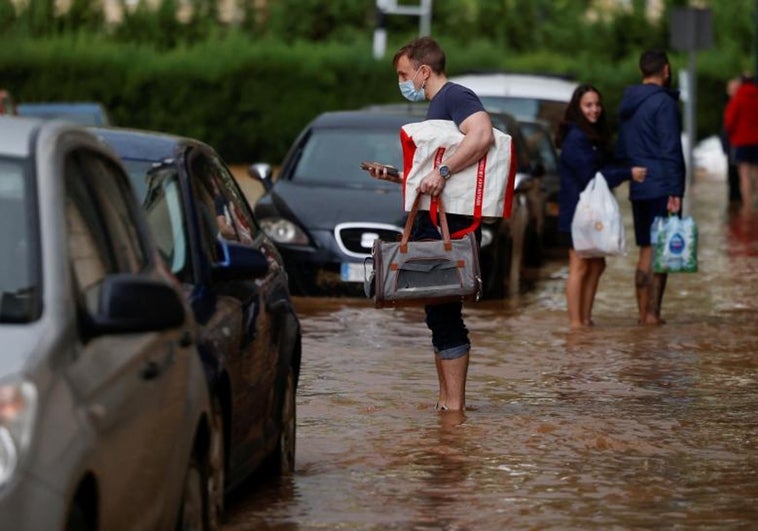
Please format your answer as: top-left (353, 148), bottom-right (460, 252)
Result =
top-left (224, 179), bottom-right (758, 529)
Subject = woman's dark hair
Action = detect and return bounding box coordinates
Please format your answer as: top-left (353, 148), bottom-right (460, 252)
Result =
top-left (555, 83), bottom-right (610, 153)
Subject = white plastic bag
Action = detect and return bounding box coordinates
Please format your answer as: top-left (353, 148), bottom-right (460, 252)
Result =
top-left (571, 172), bottom-right (626, 258)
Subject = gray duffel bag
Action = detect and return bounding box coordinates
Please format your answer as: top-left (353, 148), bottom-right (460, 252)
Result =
top-left (365, 194), bottom-right (482, 308)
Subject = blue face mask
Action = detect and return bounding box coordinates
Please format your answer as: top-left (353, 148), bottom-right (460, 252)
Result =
top-left (399, 67), bottom-right (426, 102)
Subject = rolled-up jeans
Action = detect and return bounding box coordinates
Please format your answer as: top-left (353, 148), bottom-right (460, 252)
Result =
top-left (412, 210), bottom-right (481, 360)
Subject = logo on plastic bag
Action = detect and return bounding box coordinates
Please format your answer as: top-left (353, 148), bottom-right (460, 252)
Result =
top-left (668, 233), bottom-right (685, 255)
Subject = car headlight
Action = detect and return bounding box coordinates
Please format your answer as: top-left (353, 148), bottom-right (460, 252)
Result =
top-left (259, 217), bottom-right (310, 246)
top-left (0, 379), bottom-right (37, 486)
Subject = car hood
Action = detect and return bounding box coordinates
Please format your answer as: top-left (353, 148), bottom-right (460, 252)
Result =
top-left (267, 181), bottom-right (407, 230)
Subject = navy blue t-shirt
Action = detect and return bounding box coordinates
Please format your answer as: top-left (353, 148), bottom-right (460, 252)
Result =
top-left (426, 82), bottom-right (485, 125)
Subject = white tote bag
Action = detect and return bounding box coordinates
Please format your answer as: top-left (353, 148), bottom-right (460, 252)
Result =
top-left (570, 172), bottom-right (626, 258)
top-left (400, 120), bottom-right (516, 221)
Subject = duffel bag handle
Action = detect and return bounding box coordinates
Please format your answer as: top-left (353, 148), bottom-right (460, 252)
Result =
top-left (400, 193), bottom-right (452, 253)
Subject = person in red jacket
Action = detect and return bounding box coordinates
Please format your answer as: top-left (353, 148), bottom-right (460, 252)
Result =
top-left (724, 74), bottom-right (758, 213)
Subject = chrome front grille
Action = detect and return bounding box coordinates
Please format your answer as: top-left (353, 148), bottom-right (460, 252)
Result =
top-left (334, 222), bottom-right (403, 258)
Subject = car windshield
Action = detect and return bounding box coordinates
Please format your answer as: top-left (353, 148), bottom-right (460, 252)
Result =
top-left (480, 97), bottom-right (567, 135)
top-left (122, 160), bottom-right (191, 283)
top-left (0, 157), bottom-right (40, 323)
top-left (291, 128), bottom-right (403, 187)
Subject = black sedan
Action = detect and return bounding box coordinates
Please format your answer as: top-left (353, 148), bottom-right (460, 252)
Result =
top-left (251, 108), bottom-right (545, 298)
top-left (93, 127), bottom-right (302, 528)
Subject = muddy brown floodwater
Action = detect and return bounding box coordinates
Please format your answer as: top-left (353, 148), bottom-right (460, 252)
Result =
top-left (223, 178), bottom-right (758, 530)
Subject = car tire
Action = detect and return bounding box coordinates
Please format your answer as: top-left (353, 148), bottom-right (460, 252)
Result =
top-left (264, 365), bottom-right (296, 476)
top-left (482, 228), bottom-right (513, 299)
top-left (285, 264), bottom-right (317, 296)
top-left (207, 396), bottom-right (226, 531)
top-left (176, 450), bottom-right (208, 531)
top-left (65, 500), bottom-right (93, 531)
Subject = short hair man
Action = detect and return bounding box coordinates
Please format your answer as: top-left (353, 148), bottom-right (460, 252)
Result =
top-left (367, 37), bottom-right (494, 411)
top-left (616, 49), bottom-right (685, 325)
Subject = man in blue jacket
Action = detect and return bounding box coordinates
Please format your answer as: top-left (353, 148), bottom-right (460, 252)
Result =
top-left (616, 49), bottom-right (685, 325)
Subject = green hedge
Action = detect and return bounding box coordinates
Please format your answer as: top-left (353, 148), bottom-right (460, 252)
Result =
top-left (0, 32), bottom-right (750, 165)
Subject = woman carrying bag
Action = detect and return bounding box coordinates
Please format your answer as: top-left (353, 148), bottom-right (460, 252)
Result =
top-left (556, 84), bottom-right (647, 329)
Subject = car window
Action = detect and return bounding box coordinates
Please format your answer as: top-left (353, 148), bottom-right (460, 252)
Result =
top-left (188, 153), bottom-right (226, 262)
top-left (293, 129), bottom-right (403, 186)
top-left (0, 157), bottom-right (39, 323)
top-left (489, 115), bottom-right (532, 173)
top-left (208, 155), bottom-right (259, 245)
top-left (81, 153), bottom-right (149, 274)
top-left (65, 153), bottom-right (116, 315)
top-left (143, 167), bottom-right (191, 282)
top-left (521, 123), bottom-right (559, 174)
top-left (481, 97), bottom-right (567, 136)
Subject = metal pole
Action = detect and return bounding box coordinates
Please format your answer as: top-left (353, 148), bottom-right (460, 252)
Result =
top-left (684, 50), bottom-right (696, 217)
top-left (420, 0), bottom-right (432, 36)
top-left (373, 7), bottom-right (387, 59)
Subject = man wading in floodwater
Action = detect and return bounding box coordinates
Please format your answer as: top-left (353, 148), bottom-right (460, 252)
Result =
top-left (365, 36), bottom-right (494, 411)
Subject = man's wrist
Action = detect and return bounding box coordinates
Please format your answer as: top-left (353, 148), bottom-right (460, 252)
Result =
top-left (438, 165), bottom-right (451, 180)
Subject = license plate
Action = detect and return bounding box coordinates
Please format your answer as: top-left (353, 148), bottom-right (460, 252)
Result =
top-left (341, 262), bottom-right (370, 282)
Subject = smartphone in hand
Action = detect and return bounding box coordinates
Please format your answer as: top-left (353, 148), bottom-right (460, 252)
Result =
top-left (360, 161), bottom-right (399, 178)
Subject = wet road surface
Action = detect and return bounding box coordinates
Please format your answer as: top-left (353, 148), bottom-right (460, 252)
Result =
top-left (223, 178), bottom-right (758, 529)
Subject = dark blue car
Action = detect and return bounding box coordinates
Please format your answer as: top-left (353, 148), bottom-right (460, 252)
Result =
top-left (93, 127), bottom-right (302, 528)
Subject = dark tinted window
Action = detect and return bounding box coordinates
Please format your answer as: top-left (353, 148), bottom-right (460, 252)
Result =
top-left (0, 158), bottom-right (39, 322)
top-left (519, 122), bottom-right (559, 174)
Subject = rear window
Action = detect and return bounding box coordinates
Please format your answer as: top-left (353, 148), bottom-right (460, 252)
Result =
top-left (0, 158), bottom-right (40, 323)
top-left (480, 97), bottom-right (567, 135)
top-left (292, 128), bottom-right (403, 187)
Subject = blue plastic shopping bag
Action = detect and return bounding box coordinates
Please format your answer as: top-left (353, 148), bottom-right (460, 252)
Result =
top-left (651, 215), bottom-right (698, 273)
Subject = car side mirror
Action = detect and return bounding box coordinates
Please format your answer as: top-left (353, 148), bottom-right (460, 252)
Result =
top-left (86, 274), bottom-right (186, 335)
top-left (212, 239), bottom-right (269, 280)
top-left (249, 163), bottom-right (272, 182)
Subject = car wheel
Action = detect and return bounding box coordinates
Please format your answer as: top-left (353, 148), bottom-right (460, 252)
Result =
top-left (265, 365), bottom-right (296, 476)
top-left (65, 500), bottom-right (93, 531)
top-left (482, 228), bottom-right (513, 299)
top-left (523, 219), bottom-right (543, 269)
top-left (207, 396), bottom-right (225, 530)
top-left (285, 264), bottom-right (317, 296)
top-left (176, 451), bottom-right (208, 531)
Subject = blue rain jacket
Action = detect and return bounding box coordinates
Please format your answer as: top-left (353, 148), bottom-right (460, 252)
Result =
top-left (616, 84), bottom-right (685, 201)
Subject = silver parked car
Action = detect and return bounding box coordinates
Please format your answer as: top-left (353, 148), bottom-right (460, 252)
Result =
top-left (0, 117), bottom-right (213, 530)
